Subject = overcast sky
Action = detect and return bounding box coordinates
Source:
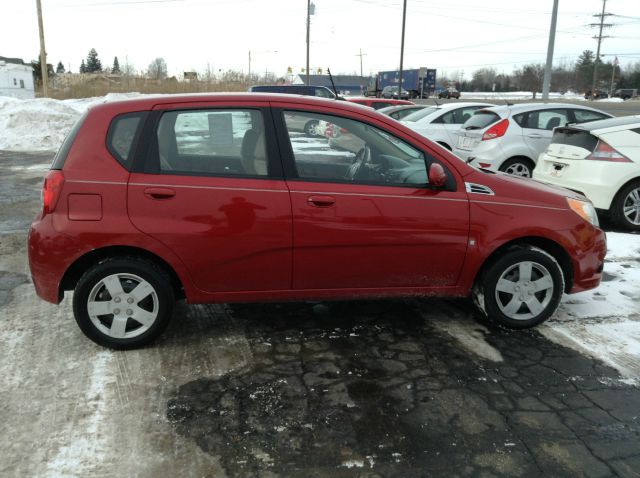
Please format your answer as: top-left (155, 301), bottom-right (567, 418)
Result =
top-left (4, 0), bottom-right (640, 80)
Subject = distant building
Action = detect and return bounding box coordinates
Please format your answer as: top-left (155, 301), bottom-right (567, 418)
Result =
top-left (292, 74), bottom-right (367, 96)
top-left (0, 56), bottom-right (35, 99)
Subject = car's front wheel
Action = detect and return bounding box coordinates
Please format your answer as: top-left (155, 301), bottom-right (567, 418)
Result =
top-left (303, 120), bottom-right (319, 136)
top-left (473, 247), bottom-right (564, 329)
top-left (610, 180), bottom-right (640, 231)
top-left (72, 257), bottom-right (174, 349)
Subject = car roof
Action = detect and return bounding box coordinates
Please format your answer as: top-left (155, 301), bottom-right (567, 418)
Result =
top-left (480, 102), bottom-right (609, 116)
top-left (561, 114), bottom-right (640, 133)
top-left (432, 101), bottom-right (494, 110)
top-left (377, 104), bottom-right (426, 114)
top-left (89, 92), bottom-right (358, 111)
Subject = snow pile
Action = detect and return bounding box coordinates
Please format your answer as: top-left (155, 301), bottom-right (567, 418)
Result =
top-left (0, 93), bottom-right (145, 152)
top-left (461, 91), bottom-right (586, 101)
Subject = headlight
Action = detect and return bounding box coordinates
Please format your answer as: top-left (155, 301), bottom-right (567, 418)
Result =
top-left (567, 198), bottom-right (599, 227)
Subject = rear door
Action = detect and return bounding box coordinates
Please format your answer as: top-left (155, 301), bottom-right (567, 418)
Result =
top-left (127, 101), bottom-right (292, 293)
top-left (521, 108), bottom-right (570, 158)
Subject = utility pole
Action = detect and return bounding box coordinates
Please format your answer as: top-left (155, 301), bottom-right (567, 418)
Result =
top-left (248, 50), bottom-right (251, 80)
top-left (306, 0), bottom-right (314, 86)
top-left (397, 0), bottom-right (407, 99)
top-left (590, 0), bottom-right (612, 99)
top-left (541, 0), bottom-right (559, 101)
top-left (36, 0), bottom-right (49, 97)
top-left (357, 48), bottom-right (367, 94)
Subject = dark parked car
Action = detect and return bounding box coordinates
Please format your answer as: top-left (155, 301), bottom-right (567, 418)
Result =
top-left (438, 88), bottom-right (460, 99)
top-left (29, 93), bottom-right (606, 349)
top-left (249, 84), bottom-right (340, 99)
top-left (612, 88), bottom-right (638, 100)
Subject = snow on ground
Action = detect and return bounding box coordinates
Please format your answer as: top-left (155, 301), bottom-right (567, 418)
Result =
top-left (543, 232), bottom-right (640, 382)
top-left (1, 93), bottom-right (639, 380)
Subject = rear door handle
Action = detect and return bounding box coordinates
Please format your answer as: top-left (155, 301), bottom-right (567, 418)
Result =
top-left (144, 187), bottom-right (176, 200)
top-left (307, 195), bottom-right (335, 207)
top-left (527, 133), bottom-right (543, 139)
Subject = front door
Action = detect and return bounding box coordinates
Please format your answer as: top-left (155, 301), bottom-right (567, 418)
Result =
top-left (278, 108), bottom-right (470, 290)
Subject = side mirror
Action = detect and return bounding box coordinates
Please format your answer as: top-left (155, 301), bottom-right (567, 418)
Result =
top-left (429, 163), bottom-right (448, 188)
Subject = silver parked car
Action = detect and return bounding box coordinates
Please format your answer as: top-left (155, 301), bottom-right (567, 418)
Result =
top-left (453, 103), bottom-right (612, 177)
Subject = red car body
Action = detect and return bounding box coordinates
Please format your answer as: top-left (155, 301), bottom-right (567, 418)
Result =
top-left (28, 93), bottom-right (606, 347)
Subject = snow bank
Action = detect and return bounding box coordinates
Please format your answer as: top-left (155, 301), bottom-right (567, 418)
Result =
top-left (0, 93), bottom-right (146, 152)
top-left (461, 91), bottom-right (586, 101)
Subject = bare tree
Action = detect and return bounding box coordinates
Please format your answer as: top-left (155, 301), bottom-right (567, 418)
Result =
top-left (514, 64), bottom-right (545, 98)
top-left (147, 57), bottom-right (168, 80)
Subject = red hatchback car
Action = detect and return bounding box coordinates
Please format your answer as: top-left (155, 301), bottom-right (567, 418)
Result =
top-left (28, 93), bottom-right (606, 349)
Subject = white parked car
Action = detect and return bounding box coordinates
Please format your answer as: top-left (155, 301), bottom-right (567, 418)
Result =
top-left (453, 103), bottom-right (612, 177)
top-left (400, 102), bottom-right (495, 151)
top-left (533, 115), bottom-right (640, 230)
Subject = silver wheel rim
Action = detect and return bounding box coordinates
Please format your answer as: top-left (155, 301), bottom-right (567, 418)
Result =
top-left (504, 162), bottom-right (531, 177)
top-left (495, 261), bottom-right (554, 321)
top-left (622, 187), bottom-right (640, 225)
top-left (87, 273), bottom-right (159, 339)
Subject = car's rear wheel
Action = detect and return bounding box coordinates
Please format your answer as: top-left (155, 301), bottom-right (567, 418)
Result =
top-left (72, 257), bottom-right (174, 349)
top-left (473, 247), bottom-right (564, 329)
top-left (499, 157), bottom-right (535, 178)
top-left (610, 180), bottom-right (640, 231)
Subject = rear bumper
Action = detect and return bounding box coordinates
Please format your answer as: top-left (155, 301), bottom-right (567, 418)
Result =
top-left (533, 155), bottom-right (636, 210)
top-left (28, 214), bottom-right (79, 304)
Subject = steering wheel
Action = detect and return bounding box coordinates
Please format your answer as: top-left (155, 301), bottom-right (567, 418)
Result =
top-left (345, 145), bottom-right (370, 180)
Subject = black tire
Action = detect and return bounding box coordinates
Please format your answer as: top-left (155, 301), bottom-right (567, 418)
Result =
top-left (473, 247), bottom-right (564, 329)
top-left (303, 120), bottom-right (319, 136)
top-left (72, 257), bottom-right (175, 349)
top-left (499, 157), bottom-right (535, 178)
top-left (610, 180), bottom-right (640, 231)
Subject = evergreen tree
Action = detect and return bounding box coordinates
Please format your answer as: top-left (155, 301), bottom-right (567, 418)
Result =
top-left (86, 48), bottom-right (102, 73)
top-left (80, 59), bottom-right (87, 73)
top-left (575, 50), bottom-right (595, 92)
top-left (112, 56), bottom-right (121, 74)
top-left (56, 61), bottom-right (65, 74)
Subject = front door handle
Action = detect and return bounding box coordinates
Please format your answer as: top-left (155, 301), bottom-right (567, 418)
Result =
top-left (144, 187), bottom-right (176, 200)
top-left (307, 195), bottom-right (335, 207)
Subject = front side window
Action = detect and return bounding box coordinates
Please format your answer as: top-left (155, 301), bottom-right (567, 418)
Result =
top-left (524, 109), bottom-right (569, 130)
top-left (283, 110), bottom-right (432, 186)
top-left (156, 109), bottom-right (268, 177)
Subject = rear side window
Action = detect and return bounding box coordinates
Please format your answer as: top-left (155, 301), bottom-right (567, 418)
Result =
top-left (551, 128), bottom-right (598, 152)
top-left (107, 112), bottom-right (147, 169)
top-left (155, 109), bottom-right (269, 177)
top-left (462, 110), bottom-right (500, 130)
top-left (572, 109), bottom-right (609, 123)
top-left (51, 110), bottom-right (89, 170)
top-left (522, 109), bottom-right (568, 130)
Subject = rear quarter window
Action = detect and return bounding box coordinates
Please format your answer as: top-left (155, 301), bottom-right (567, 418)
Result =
top-left (462, 111), bottom-right (500, 130)
top-left (106, 112), bottom-right (148, 169)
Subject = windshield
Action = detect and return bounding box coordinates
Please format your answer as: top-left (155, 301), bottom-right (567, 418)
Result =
top-left (462, 110), bottom-right (500, 130)
top-left (402, 107), bottom-right (439, 122)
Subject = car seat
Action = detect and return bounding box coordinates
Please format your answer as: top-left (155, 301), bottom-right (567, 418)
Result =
top-left (545, 117), bottom-right (561, 130)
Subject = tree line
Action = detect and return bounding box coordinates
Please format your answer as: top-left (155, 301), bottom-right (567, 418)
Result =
top-left (444, 50), bottom-right (639, 96)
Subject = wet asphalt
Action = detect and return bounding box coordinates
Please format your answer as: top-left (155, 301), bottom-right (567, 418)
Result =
top-left (1, 151), bottom-right (639, 478)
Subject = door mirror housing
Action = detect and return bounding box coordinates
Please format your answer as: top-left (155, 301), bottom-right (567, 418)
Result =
top-left (429, 163), bottom-right (447, 188)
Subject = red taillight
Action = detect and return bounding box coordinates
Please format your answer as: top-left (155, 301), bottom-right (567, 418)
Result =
top-left (482, 119), bottom-right (509, 141)
top-left (42, 170), bottom-right (65, 214)
top-left (585, 140), bottom-right (632, 162)
top-left (339, 127), bottom-right (349, 134)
